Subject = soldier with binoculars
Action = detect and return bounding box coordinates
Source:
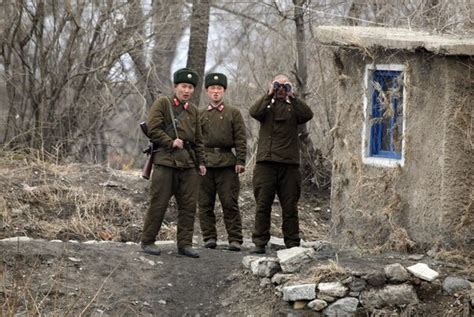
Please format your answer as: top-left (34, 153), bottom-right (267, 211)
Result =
top-left (249, 74), bottom-right (314, 254)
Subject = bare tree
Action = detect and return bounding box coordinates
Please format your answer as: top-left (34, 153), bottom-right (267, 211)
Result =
top-left (186, 0), bottom-right (210, 106)
top-left (2, 0), bottom-right (471, 167)
top-left (0, 1), bottom-right (184, 163)
top-left (292, 0), bottom-right (325, 186)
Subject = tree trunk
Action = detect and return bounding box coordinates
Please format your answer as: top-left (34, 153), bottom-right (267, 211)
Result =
top-left (186, 0), bottom-right (210, 106)
top-left (127, 1), bottom-right (161, 107)
top-left (151, 0), bottom-right (186, 92)
top-left (293, 0), bottom-right (322, 186)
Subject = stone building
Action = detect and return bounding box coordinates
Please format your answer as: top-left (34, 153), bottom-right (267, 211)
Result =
top-left (315, 26), bottom-right (473, 252)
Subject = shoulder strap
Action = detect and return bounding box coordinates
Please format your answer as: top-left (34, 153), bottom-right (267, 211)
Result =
top-left (164, 97), bottom-right (187, 138)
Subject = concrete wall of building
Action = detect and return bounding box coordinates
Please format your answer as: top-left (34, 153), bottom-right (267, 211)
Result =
top-left (439, 57), bottom-right (473, 251)
top-left (329, 47), bottom-right (472, 252)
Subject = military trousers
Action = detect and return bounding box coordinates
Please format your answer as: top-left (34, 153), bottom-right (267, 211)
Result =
top-left (198, 167), bottom-right (243, 244)
top-left (252, 162), bottom-right (301, 248)
top-left (141, 165), bottom-right (199, 248)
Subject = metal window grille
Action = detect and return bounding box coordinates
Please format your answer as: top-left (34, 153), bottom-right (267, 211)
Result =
top-left (369, 70), bottom-right (404, 159)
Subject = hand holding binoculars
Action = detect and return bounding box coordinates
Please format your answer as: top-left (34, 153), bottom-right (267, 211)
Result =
top-left (272, 81), bottom-right (292, 93)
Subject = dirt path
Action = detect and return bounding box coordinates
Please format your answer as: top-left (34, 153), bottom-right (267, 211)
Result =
top-left (1, 240), bottom-right (292, 316)
top-left (0, 159), bottom-right (329, 315)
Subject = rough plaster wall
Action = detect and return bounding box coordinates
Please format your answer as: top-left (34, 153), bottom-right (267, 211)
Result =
top-left (329, 48), bottom-right (466, 251)
top-left (402, 52), bottom-right (447, 247)
top-left (0, 81), bottom-right (6, 142)
top-left (439, 56), bottom-right (473, 252)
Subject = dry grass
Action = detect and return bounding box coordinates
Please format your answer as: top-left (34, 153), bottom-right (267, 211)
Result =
top-left (0, 150), bottom-right (145, 242)
top-left (435, 249), bottom-right (473, 267)
top-left (304, 260), bottom-right (348, 284)
top-left (3, 183), bottom-right (136, 241)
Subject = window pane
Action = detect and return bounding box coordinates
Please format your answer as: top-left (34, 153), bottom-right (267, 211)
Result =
top-left (370, 70), bottom-right (403, 158)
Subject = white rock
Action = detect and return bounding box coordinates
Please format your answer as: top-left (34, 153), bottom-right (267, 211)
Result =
top-left (125, 241), bottom-right (138, 245)
top-left (50, 239), bottom-right (63, 243)
top-left (1, 236), bottom-right (31, 242)
top-left (154, 241), bottom-right (175, 247)
top-left (277, 247), bottom-right (316, 273)
top-left (282, 284), bottom-right (317, 301)
top-left (308, 299), bottom-right (328, 311)
top-left (250, 257), bottom-right (281, 278)
top-left (407, 263), bottom-right (439, 282)
top-left (138, 256), bottom-right (156, 266)
top-left (323, 297), bottom-right (359, 316)
top-left (384, 263), bottom-right (410, 282)
top-left (68, 257), bottom-right (81, 262)
top-left (83, 240), bottom-right (98, 244)
top-left (242, 255), bottom-right (263, 269)
top-left (69, 240), bottom-right (79, 243)
top-left (318, 282), bottom-right (348, 298)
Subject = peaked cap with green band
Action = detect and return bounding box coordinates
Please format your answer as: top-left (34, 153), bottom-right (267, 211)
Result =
top-left (205, 72), bottom-right (227, 89)
top-left (173, 68), bottom-right (199, 87)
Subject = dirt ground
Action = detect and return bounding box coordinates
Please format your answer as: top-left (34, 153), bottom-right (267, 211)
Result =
top-left (2, 240), bottom-right (472, 316)
top-left (1, 240), bottom-right (295, 316)
top-left (0, 157), bottom-right (472, 315)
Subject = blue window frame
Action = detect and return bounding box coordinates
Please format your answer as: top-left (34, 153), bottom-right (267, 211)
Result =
top-left (369, 70), bottom-right (404, 159)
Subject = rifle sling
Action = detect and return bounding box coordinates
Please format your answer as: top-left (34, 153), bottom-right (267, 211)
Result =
top-left (148, 97), bottom-right (188, 150)
top-left (167, 97), bottom-right (181, 140)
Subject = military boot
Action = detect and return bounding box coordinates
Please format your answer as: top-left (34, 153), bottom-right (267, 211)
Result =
top-left (178, 246), bottom-right (200, 258)
top-left (204, 238), bottom-right (217, 249)
top-left (141, 243), bottom-right (161, 256)
top-left (250, 245), bottom-right (266, 254)
top-left (228, 241), bottom-right (241, 252)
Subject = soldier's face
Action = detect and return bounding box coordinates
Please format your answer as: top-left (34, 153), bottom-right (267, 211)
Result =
top-left (272, 75), bottom-right (290, 100)
top-left (175, 83), bottom-right (195, 101)
top-left (206, 85), bottom-right (225, 103)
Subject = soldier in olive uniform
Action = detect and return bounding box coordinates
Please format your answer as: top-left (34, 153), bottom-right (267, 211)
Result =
top-left (141, 68), bottom-right (206, 258)
top-left (199, 73), bottom-right (247, 251)
top-left (249, 74), bottom-right (313, 254)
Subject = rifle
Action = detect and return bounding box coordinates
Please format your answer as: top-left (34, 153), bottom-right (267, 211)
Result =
top-left (140, 98), bottom-right (191, 179)
top-left (140, 122), bottom-right (154, 180)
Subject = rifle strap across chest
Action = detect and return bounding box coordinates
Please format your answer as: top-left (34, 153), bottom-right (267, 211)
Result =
top-left (165, 97), bottom-right (187, 138)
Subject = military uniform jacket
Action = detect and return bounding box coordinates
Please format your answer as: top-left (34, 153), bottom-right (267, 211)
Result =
top-left (249, 94), bottom-right (313, 165)
top-left (200, 103), bottom-right (247, 167)
top-left (147, 96), bottom-right (205, 168)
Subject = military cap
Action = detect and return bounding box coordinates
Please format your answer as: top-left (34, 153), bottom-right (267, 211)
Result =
top-left (205, 72), bottom-right (227, 89)
top-left (173, 68), bottom-right (199, 87)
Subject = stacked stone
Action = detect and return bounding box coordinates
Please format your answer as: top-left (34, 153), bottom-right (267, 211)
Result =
top-left (242, 240), bottom-right (473, 315)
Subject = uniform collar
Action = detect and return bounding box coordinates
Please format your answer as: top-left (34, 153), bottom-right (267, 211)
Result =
top-left (207, 103), bottom-right (224, 112)
top-left (173, 97), bottom-right (189, 110)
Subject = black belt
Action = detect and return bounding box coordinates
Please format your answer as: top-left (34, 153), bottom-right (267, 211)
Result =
top-left (204, 147), bottom-right (232, 153)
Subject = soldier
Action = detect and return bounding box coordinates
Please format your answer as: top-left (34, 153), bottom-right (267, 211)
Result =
top-left (141, 68), bottom-right (206, 258)
top-left (199, 73), bottom-right (247, 251)
top-left (249, 74), bottom-right (313, 254)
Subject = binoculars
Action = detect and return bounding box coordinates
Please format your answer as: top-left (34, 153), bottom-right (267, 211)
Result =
top-left (273, 82), bottom-right (292, 93)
